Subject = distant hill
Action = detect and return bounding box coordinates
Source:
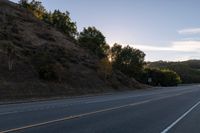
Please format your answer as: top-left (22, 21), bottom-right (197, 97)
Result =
top-left (0, 0), bottom-right (144, 100)
top-left (147, 60), bottom-right (200, 83)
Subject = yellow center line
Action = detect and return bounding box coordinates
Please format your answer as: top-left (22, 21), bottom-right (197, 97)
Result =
top-left (0, 89), bottom-right (198, 133)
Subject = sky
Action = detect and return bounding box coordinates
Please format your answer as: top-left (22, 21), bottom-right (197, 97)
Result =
top-left (10, 0), bottom-right (200, 61)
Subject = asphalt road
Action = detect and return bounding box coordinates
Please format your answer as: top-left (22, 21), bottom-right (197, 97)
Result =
top-left (0, 85), bottom-right (200, 133)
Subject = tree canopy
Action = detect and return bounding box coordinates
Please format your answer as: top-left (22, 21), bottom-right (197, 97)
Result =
top-left (111, 44), bottom-right (145, 79)
top-left (43, 10), bottom-right (77, 38)
top-left (18, 0), bottom-right (182, 87)
top-left (141, 68), bottom-right (182, 86)
top-left (78, 27), bottom-right (109, 58)
top-left (147, 60), bottom-right (200, 84)
top-left (19, 0), bottom-right (77, 39)
top-left (19, 0), bottom-right (46, 19)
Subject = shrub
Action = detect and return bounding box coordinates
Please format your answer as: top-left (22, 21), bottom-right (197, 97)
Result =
top-left (31, 45), bottom-right (68, 81)
top-left (142, 68), bottom-right (181, 86)
top-left (159, 69), bottom-right (182, 86)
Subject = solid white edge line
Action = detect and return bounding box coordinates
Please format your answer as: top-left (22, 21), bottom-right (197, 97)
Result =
top-left (160, 100), bottom-right (200, 133)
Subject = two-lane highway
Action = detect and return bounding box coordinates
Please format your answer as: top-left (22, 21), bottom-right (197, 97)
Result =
top-left (0, 85), bottom-right (200, 133)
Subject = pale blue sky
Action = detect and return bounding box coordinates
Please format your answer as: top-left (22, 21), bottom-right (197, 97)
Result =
top-left (10, 0), bottom-right (200, 61)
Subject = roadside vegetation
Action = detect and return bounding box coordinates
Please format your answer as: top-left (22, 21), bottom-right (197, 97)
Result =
top-left (147, 60), bottom-right (200, 84)
top-left (19, 0), bottom-right (77, 39)
top-left (141, 68), bottom-right (181, 86)
top-left (16, 0), bottom-right (183, 87)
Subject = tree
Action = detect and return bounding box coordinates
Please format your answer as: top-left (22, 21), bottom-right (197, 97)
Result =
top-left (30, 0), bottom-right (46, 19)
top-left (0, 41), bottom-right (16, 71)
top-left (110, 43), bottom-right (122, 62)
top-left (142, 68), bottom-right (182, 86)
top-left (159, 69), bottom-right (182, 86)
top-left (112, 45), bottom-right (145, 79)
top-left (98, 57), bottom-right (112, 80)
top-left (19, 0), bottom-right (46, 19)
top-left (50, 10), bottom-right (77, 38)
top-left (19, 0), bottom-right (77, 38)
top-left (78, 27), bottom-right (109, 58)
top-left (19, 0), bottom-right (29, 8)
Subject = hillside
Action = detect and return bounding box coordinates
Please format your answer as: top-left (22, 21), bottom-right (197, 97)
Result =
top-left (148, 60), bottom-right (200, 83)
top-left (0, 0), bottom-right (144, 100)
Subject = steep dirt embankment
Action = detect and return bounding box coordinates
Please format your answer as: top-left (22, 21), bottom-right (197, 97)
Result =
top-left (0, 0), bottom-right (145, 100)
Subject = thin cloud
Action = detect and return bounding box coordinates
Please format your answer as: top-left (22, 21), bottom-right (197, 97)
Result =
top-left (133, 45), bottom-right (172, 51)
top-left (171, 41), bottom-right (200, 52)
top-left (133, 40), bottom-right (200, 52)
top-left (178, 28), bottom-right (200, 35)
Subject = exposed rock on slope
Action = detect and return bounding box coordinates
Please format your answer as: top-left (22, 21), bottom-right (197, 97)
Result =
top-left (0, 0), bottom-right (144, 100)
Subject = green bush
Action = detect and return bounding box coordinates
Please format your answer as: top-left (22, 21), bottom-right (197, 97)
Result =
top-left (159, 69), bottom-right (182, 86)
top-left (142, 68), bottom-right (181, 86)
top-left (148, 60), bottom-right (200, 83)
